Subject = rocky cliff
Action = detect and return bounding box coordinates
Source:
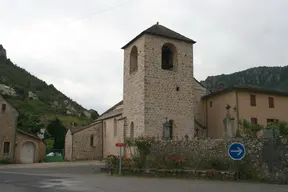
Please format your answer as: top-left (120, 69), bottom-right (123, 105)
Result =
top-left (0, 45), bottom-right (7, 59)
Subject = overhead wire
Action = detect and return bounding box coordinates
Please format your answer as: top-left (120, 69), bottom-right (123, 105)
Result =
top-left (77, 0), bottom-right (135, 20)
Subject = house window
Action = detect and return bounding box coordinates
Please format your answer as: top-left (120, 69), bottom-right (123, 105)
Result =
top-left (251, 118), bottom-right (258, 124)
top-left (114, 118), bottom-right (117, 137)
top-left (250, 94), bottom-right (256, 106)
top-left (268, 97), bottom-right (274, 108)
top-left (90, 135), bottom-right (94, 146)
top-left (209, 101), bottom-right (212, 107)
top-left (130, 122), bottom-right (134, 138)
top-left (130, 46), bottom-right (138, 74)
top-left (1, 104), bottom-right (6, 112)
top-left (161, 43), bottom-right (177, 70)
top-left (3, 142), bottom-right (10, 154)
top-left (267, 119), bottom-right (278, 124)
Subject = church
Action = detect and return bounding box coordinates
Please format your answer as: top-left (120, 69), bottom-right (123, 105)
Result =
top-left (64, 23), bottom-right (210, 160)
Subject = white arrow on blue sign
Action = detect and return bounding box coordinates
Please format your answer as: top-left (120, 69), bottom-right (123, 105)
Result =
top-left (228, 142), bottom-right (246, 160)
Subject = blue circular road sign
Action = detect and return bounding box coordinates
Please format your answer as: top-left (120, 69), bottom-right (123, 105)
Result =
top-left (228, 142), bottom-right (246, 160)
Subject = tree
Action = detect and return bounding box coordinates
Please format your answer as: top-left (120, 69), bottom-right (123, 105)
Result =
top-left (239, 119), bottom-right (263, 137)
top-left (44, 138), bottom-right (54, 153)
top-left (239, 119), bottom-right (288, 138)
top-left (90, 109), bottom-right (99, 120)
top-left (267, 121), bottom-right (288, 137)
top-left (46, 118), bottom-right (66, 150)
top-left (14, 86), bottom-right (26, 98)
top-left (17, 113), bottom-right (44, 135)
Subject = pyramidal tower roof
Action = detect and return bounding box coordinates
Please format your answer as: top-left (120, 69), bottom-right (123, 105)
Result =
top-left (121, 22), bottom-right (196, 49)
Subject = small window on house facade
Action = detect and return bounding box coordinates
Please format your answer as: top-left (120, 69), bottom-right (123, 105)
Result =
top-left (90, 135), bottom-right (94, 146)
top-left (130, 46), bottom-right (138, 74)
top-left (267, 119), bottom-right (278, 124)
top-left (251, 117), bottom-right (258, 124)
top-left (114, 118), bottom-right (117, 137)
top-left (209, 101), bottom-right (212, 107)
top-left (268, 97), bottom-right (274, 108)
top-left (250, 94), bottom-right (256, 106)
top-left (3, 142), bottom-right (10, 154)
top-left (1, 104), bottom-right (6, 112)
top-left (161, 43), bottom-right (177, 70)
top-left (130, 122), bottom-right (134, 138)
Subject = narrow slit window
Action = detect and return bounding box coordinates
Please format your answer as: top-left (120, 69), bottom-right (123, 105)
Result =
top-left (250, 95), bottom-right (256, 106)
top-left (1, 104), bottom-right (6, 112)
top-left (3, 142), bottom-right (10, 154)
top-left (268, 97), bottom-right (274, 108)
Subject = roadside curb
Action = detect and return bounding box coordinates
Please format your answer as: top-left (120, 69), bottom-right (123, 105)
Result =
top-left (0, 161), bottom-right (104, 169)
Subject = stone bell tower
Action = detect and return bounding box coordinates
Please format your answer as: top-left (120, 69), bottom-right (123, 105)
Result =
top-left (122, 22), bottom-right (196, 139)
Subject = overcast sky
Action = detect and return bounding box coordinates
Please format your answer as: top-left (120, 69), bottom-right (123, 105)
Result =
top-left (0, 0), bottom-right (287, 113)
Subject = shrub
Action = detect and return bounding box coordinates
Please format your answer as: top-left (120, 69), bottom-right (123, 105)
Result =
top-left (239, 119), bottom-right (263, 137)
top-left (122, 157), bottom-right (134, 168)
top-left (162, 153), bottom-right (185, 169)
top-left (125, 135), bottom-right (156, 169)
top-left (103, 154), bottom-right (119, 168)
top-left (133, 135), bottom-right (155, 156)
top-left (0, 159), bottom-right (10, 164)
top-left (268, 121), bottom-right (288, 137)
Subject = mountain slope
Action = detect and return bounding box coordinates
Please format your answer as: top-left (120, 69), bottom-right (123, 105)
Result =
top-left (201, 66), bottom-right (288, 92)
top-left (0, 44), bottom-right (99, 128)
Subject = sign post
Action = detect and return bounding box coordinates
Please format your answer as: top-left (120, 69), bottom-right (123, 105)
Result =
top-left (115, 143), bottom-right (126, 175)
top-left (228, 142), bottom-right (246, 180)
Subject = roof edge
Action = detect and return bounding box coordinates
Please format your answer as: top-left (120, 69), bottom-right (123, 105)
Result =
top-left (193, 78), bottom-right (206, 89)
top-left (97, 112), bottom-right (122, 122)
top-left (145, 31), bottom-right (196, 43)
top-left (71, 121), bottom-right (102, 135)
top-left (121, 32), bottom-right (196, 49)
top-left (121, 32), bottom-right (145, 49)
top-left (202, 85), bottom-right (288, 99)
top-left (17, 129), bottom-right (43, 141)
top-left (99, 100), bottom-right (123, 117)
top-left (0, 94), bottom-right (20, 115)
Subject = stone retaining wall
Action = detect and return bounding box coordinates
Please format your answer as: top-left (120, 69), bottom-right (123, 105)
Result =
top-left (149, 138), bottom-right (288, 183)
top-left (101, 167), bottom-right (236, 181)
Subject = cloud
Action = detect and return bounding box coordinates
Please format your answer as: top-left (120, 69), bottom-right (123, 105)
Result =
top-left (1, 0), bottom-right (288, 113)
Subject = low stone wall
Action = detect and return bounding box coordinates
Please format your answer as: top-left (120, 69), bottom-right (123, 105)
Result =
top-left (101, 167), bottom-right (236, 181)
top-left (148, 138), bottom-right (288, 183)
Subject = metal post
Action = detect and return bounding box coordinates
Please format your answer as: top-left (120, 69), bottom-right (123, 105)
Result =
top-left (119, 147), bottom-right (122, 174)
top-left (236, 160), bottom-right (239, 181)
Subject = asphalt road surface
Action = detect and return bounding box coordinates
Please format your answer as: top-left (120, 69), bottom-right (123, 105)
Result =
top-left (0, 164), bottom-right (288, 192)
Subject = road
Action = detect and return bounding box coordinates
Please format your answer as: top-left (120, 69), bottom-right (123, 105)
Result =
top-left (0, 163), bottom-right (287, 192)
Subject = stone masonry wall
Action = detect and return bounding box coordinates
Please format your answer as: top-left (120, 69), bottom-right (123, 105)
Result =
top-left (72, 122), bottom-right (102, 160)
top-left (123, 35), bottom-right (146, 138)
top-left (0, 96), bottom-right (18, 162)
top-left (64, 129), bottom-right (73, 160)
top-left (149, 138), bottom-right (288, 183)
top-left (144, 34), bottom-right (195, 139)
top-left (15, 132), bottom-right (46, 163)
